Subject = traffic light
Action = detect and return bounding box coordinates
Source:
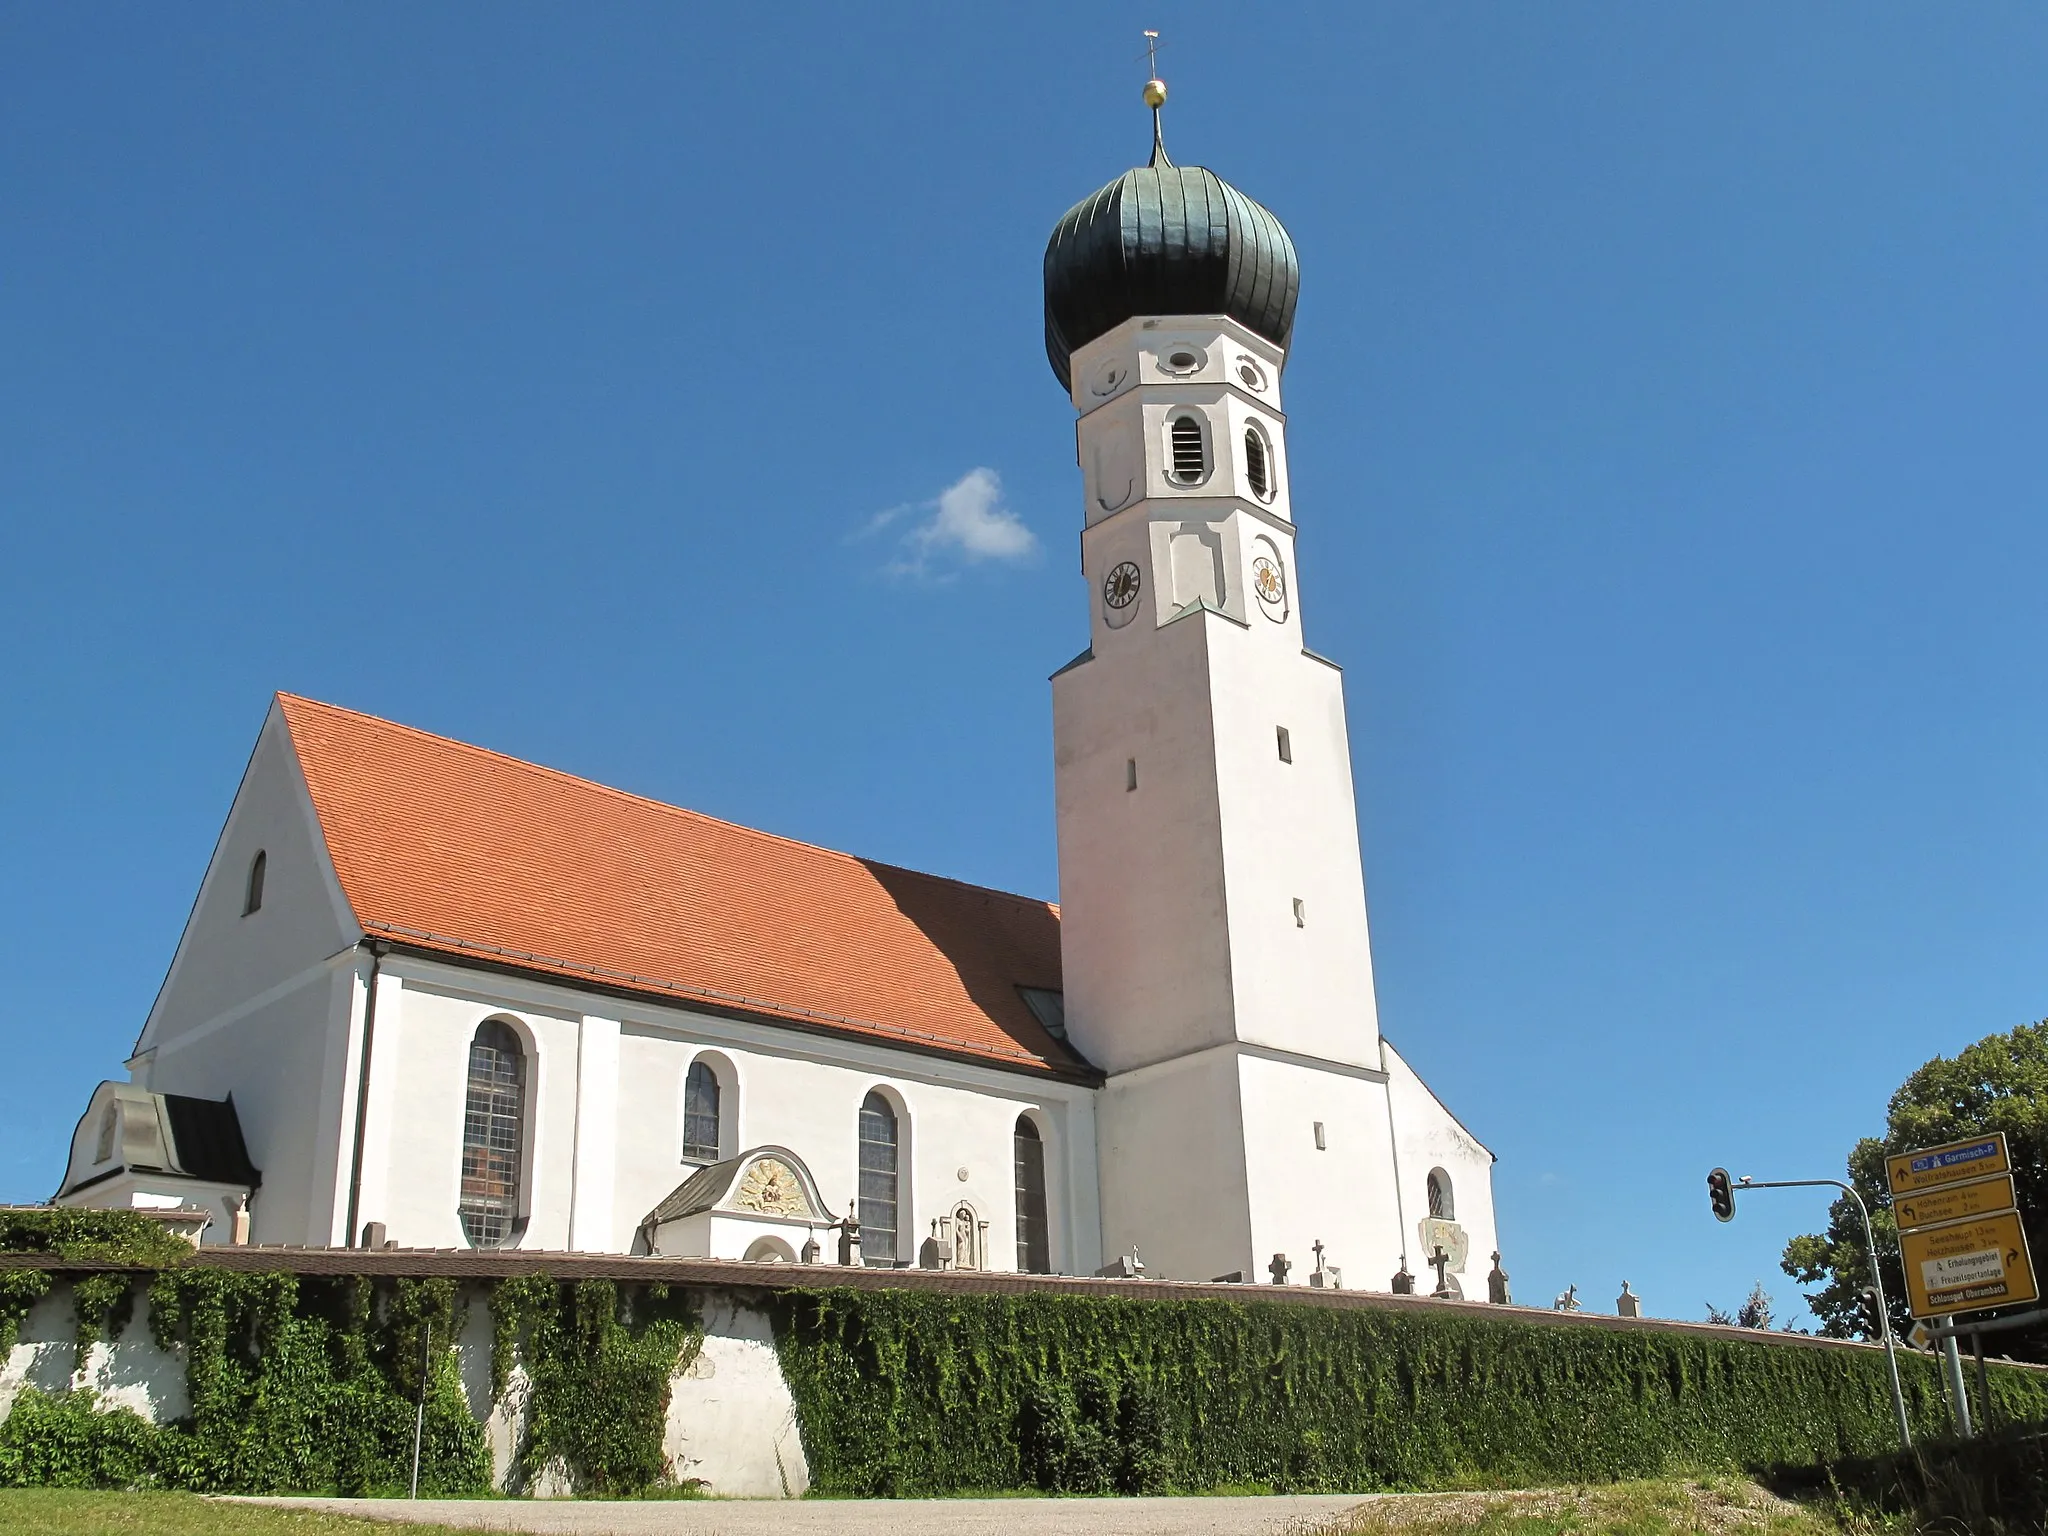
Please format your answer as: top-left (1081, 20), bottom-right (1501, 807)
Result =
top-left (1856, 1287), bottom-right (1883, 1340)
top-left (1707, 1167), bottom-right (1736, 1223)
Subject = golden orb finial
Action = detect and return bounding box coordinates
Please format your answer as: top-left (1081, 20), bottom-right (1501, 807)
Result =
top-left (1143, 77), bottom-right (1167, 109)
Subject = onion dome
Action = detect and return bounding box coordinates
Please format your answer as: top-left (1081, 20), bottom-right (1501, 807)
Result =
top-left (1043, 117), bottom-right (1300, 390)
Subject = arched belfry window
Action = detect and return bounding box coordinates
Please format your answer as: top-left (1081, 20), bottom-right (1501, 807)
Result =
top-left (458, 1020), bottom-right (525, 1248)
top-left (1244, 427), bottom-right (1272, 500)
top-left (682, 1060), bottom-right (721, 1162)
top-left (858, 1091), bottom-right (899, 1265)
top-left (1426, 1168), bottom-right (1455, 1221)
top-left (1168, 416), bottom-right (1207, 485)
top-left (1014, 1116), bottom-right (1050, 1273)
top-left (243, 851), bottom-right (267, 916)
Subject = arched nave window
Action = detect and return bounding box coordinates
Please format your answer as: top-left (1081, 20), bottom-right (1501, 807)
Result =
top-left (858, 1091), bottom-right (899, 1265)
top-left (243, 850), bottom-right (267, 915)
top-left (458, 1020), bottom-right (525, 1247)
top-left (1426, 1167), bottom-right (1455, 1221)
top-left (1014, 1116), bottom-right (1050, 1274)
top-left (682, 1060), bottom-right (721, 1162)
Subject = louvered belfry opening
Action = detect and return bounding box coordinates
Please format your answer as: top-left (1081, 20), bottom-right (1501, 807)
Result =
top-left (1170, 416), bottom-right (1206, 484)
top-left (459, 1020), bottom-right (525, 1247)
top-left (1245, 428), bottom-right (1270, 499)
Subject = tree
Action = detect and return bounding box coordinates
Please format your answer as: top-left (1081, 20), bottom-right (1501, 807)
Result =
top-left (1780, 1018), bottom-right (2048, 1360)
top-left (1705, 1282), bottom-right (1772, 1329)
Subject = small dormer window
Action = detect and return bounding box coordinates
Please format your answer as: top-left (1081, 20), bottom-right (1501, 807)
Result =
top-left (1169, 416), bottom-right (1207, 485)
top-left (243, 851), bottom-right (267, 916)
top-left (1245, 427), bottom-right (1272, 500)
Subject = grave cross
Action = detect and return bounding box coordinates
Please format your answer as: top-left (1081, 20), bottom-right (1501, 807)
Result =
top-left (1268, 1251), bottom-right (1292, 1285)
top-left (1429, 1245), bottom-right (1454, 1298)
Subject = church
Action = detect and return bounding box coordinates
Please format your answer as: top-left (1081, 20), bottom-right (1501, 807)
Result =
top-left (53, 86), bottom-right (1499, 1293)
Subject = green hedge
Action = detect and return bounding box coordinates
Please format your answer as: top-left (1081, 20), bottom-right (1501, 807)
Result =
top-left (772, 1288), bottom-right (2048, 1495)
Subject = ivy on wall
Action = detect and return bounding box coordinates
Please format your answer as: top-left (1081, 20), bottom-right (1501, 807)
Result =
top-left (489, 1275), bottom-right (702, 1495)
top-left (0, 1210), bottom-right (193, 1266)
top-left (0, 1259), bottom-right (701, 1498)
top-left (772, 1287), bottom-right (2048, 1496)
top-left (0, 1269), bottom-right (489, 1495)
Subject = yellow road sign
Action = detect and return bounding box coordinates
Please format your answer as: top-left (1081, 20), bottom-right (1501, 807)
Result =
top-left (1900, 1208), bottom-right (2038, 1318)
top-left (1894, 1172), bottom-right (2017, 1233)
top-left (1887, 1133), bottom-right (2011, 1197)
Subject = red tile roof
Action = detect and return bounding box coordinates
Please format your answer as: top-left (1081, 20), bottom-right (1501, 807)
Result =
top-left (276, 695), bottom-right (1088, 1080)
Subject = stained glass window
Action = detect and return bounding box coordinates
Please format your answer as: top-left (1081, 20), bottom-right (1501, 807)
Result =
top-left (682, 1060), bottom-right (721, 1162)
top-left (458, 1020), bottom-right (524, 1247)
top-left (1014, 1117), bottom-right (1050, 1273)
top-left (858, 1092), bottom-right (898, 1265)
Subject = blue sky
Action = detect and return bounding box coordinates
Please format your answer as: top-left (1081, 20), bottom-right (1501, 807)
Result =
top-left (5, 5), bottom-right (2046, 1323)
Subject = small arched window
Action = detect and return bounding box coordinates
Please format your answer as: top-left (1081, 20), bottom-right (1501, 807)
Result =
top-left (682, 1060), bottom-right (721, 1162)
top-left (243, 851), bottom-right (267, 916)
top-left (458, 1020), bottom-right (525, 1248)
top-left (1427, 1168), bottom-right (1455, 1221)
top-left (858, 1091), bottom-right (899, 1265)
top-left (1244, 427), bottom-right (1272, 500)
top-left (1014, 1116), bottom-right (1050, 1273)
top-left (1168, 416), bottom-right (1207, 485)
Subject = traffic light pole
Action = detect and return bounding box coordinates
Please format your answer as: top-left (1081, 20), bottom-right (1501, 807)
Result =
top-left (1737, 1177), bottom-right (1912, 1451)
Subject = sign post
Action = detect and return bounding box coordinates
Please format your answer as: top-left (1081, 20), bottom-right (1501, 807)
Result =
top-left (1886, 1132), bottom-right (2035, 1441)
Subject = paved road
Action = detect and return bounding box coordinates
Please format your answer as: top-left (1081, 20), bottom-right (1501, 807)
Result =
top-left (232, 1494), bottom-right (1381, 1535)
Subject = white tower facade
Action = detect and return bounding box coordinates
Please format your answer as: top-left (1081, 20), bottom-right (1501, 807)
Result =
top-left (1045, 121), bottom-right (1496, 1288)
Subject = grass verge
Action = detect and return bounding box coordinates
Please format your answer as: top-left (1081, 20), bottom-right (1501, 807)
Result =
top-left (0, 1490), bottom-right (494, 1536)
top-left (1303, 1476), bottom-right (1888, 1535)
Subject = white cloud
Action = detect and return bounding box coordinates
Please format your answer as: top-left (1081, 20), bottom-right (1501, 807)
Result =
top-left (864, 467), bottom-right (1038, 578)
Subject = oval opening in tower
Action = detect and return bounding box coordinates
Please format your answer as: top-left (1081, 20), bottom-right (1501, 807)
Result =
top-left (1168, 349), bottom-right (1199, 371)
top-left (1245, 428), bottom-right (1271, 500)
top-left (1169, 416), bottom-right (1206, 485)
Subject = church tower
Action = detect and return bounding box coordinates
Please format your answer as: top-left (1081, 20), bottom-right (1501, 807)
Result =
top-left (1046, 81), bottom-right (1421, 1285)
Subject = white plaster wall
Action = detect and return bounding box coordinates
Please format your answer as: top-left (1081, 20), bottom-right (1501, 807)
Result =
top-left (1237, 1053), bottom-right (1406, 1291)
top-left (1384, 1039), bottom-right (1499, 1279)
top-left (360, 979), bottom-right (579, 1251)
top-left (665, 1294), bottom-right (810, 1497)
top-left (0, 1282), bottom-right (187, 1426)
top-left (336, 958), bottom-right (1095, 1272)
top-left (1208, 627), bottom-right (1385, 1071)
top-left (139, 966), bottom-right (345, 1246)
top-left (1094, 1049), bottom-right (1250, 1281)
top-left (1054, 609), bottom-right (1236, 1078)
top-left (139, 703), bottom-right (357, 1050)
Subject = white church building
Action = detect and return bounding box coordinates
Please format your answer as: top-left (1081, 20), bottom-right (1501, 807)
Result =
top-left (54, 100), bottom-right (1498, 1293)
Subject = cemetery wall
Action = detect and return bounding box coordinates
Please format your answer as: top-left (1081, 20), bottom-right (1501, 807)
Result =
top-left (3, 1245), bottom-right (2047, 1497)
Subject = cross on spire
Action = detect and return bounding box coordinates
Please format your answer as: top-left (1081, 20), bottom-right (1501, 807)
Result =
top-left (1140, 29), bottom-right (1170, 166)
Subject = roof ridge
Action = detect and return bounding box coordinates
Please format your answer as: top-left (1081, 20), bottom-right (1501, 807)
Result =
top-left (274, 692), bottom-right (1058, 916)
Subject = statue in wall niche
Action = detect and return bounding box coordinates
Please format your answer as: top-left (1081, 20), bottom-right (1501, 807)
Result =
top-left (1487, 1251), bottom-right (1511, 1305)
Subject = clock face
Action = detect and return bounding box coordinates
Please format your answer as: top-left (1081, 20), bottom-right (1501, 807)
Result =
top-left (1252, 556), bottom-right (1286, 608)
top-left (1103, 561), bottom-right (1142, 611)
